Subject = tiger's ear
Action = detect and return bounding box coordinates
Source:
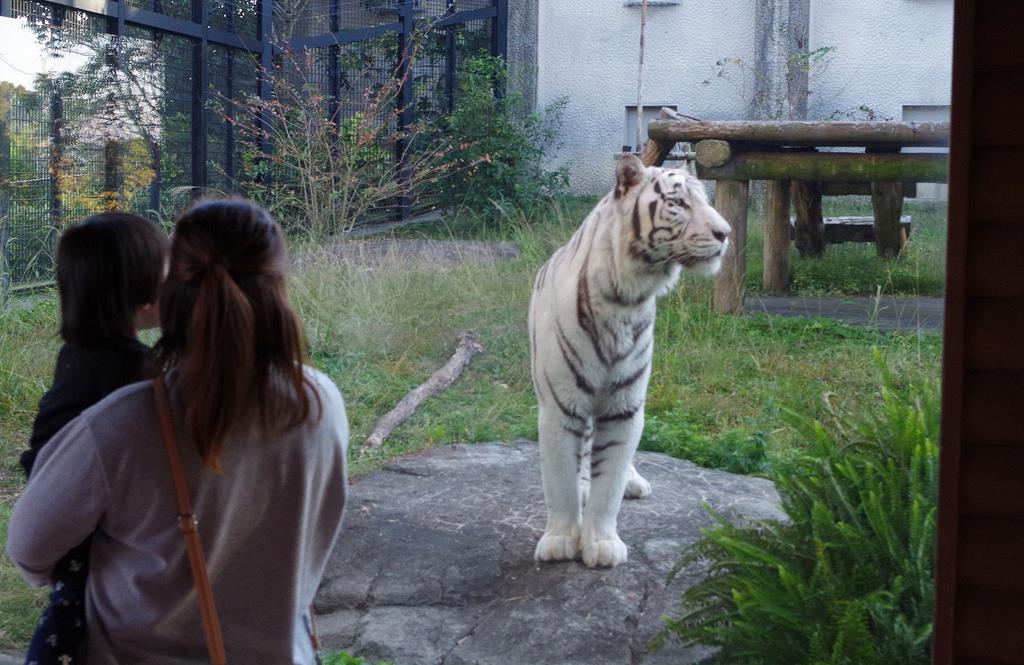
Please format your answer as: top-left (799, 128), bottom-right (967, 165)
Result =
top-left (615, 153), bottom-right (646, 199)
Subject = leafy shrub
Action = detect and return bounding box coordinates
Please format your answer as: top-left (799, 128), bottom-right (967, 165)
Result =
top-left (660, 352), bottom-right (938, 665)
top-left (433, 54), bottom-right (569, 217)
top-left (641, 413), bottom-right (769, 475)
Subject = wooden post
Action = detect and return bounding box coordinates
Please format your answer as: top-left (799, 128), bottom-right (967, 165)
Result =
top-left (871, 181), bottom-right (904, 258)
top-left (639, 139), bottom-right (675, 167)
top-left (792, 180), bottom-right (824, 257)
top-left (763, 180), bottom-right (791, 293)
top-left (712, 180), bottom-right (750, 313)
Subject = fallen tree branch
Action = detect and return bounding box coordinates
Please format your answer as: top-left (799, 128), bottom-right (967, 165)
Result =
top-left (363, 331), bottom-right (484, 452)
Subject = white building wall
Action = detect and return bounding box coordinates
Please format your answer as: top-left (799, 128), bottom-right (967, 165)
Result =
top-left (537, 0), bottom-right (953, 195)
top-left (808, 0), bottom-right (954, 122)
top-left (537, 0), bottom-right (757, 194)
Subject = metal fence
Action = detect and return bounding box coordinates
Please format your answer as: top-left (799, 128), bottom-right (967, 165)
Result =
top-left (0, 0), bottom-right (507, 294)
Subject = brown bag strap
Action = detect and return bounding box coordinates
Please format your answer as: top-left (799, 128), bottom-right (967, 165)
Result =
top-left (153, 376), bottom-right (228, 665)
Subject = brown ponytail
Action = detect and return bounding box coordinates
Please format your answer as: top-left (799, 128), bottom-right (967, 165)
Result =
top-left (157, 199), bottom-right (318, 470)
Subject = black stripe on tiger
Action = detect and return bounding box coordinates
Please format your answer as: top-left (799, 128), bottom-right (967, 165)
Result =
top-left (609, 363), bottom-right (649, 392)
top-left (597, 407), bottom-right (639, 423)
top-left (576, 249), bottom-right (611, 366)
top-left (536, 260), bottom-right (550, 290)
top-left (631, 198), bottom-right (643, 240)
top-left (544, 371), bottom-right (585, 423)
top-left (632, 317), bottom-right (652, 343)
top-left (556, 325), bottom-right (595, 396)
top-left (564, 424), bottom-right (586, 438)
top-left (592, 439), bottom-right (625, 453)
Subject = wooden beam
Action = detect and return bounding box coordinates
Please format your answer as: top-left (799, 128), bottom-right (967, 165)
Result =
top-left (763, 180), bottom-right (791, 292)
top-left (712, 180), bottom-right (750, 313)
top-left (647, 119), bottom-right (950, 147)
top-left (819, 181), bottom-right (918, 197)
top-left (696, 151), bottom-right (948, 183)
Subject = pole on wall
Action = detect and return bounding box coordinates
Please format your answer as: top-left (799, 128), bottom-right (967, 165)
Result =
top-left (634, 0), bottom-right (647, 153)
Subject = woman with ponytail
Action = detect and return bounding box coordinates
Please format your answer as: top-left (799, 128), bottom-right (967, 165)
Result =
top-left (9, 199), bottom-right (348, 664)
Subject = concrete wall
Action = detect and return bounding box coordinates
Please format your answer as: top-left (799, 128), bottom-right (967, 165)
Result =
top-left (808, 0), bottom-right (954, 121)
top-left (534, 0), bottom-right (953, 194)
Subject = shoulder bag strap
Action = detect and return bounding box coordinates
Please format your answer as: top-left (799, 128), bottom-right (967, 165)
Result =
top-left (153, 376), bottom-right (228, 665)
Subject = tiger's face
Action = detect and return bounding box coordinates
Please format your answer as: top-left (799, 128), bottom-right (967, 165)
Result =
top-left (615, 154), bottom-right (731, 276)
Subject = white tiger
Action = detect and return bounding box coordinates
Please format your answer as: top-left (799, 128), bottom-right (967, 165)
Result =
top-left (529, 154), bottom-right (731, 568)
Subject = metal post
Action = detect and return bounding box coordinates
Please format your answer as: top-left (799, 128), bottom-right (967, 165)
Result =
top-left (329, 0), bottom-right (340, 129)
top-left (0, 109), bottom-right (10, 303)
top-left (49, 5), bottom-right (65, 231)
top-left (445, 0), bottom-right (456, 113)
top-left (257, 0), bottom-right (273, 189)
top-left (491, 0), bottom-right (507, 59)
top-left (395, 0), bottom-right (415, 220)
top-left (191, 0), bottom-right (210, 192)
top-left (49, 85), bottom-right (63, 232)
top-left (150, 0), bottom-right (165, 213)
top-left (225, 0), bottom-right (235, 182)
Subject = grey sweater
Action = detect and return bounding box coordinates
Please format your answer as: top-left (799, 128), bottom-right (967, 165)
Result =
top-left (8, 368), bottom-right (348, 664)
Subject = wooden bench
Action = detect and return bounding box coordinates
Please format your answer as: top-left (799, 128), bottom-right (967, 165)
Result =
top-left (789, 215), bottom-right (913, 245)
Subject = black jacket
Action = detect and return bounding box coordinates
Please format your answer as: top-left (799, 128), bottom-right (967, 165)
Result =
top-left (20, 338), bottom-right (155, 477)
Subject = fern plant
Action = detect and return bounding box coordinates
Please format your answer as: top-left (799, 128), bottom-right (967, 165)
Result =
top-left (661, 351), bottom-right (938, 665)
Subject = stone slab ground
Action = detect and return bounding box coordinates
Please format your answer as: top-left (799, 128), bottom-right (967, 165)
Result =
top-left (315, 442), bottom-right (784, 665)
top-left (0, 443), bottom-right (783, 665)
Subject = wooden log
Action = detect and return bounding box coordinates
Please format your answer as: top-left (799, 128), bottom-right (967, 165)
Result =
top-left (712, 180), bottom-right (750, 314)
top-left (363, 331), bottom-right (484, 451)
top-left (871, 181), bottom-right (905, 258)
top-left (763, 180), bottom-right (791, 293)
top-left (639, 107), bottom-right (691, 167)
top-left (647, 119), bottom-right (950, 147)
top-left (695, 139), bottom-right (732, 168)
top-left (792, 180), bottom-right (825, 258)
top-left (695, 151), bottom-right (947, 183)
top-left (639, 139), bottom-right (675, 167)
top-left (819, 181), bottom-right (917, 197)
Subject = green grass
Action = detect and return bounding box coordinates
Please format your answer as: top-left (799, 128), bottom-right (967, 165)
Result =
top-left (0, 198), bottom-right (944, 649)
top-left (746, 197), bottom-right (948, 297)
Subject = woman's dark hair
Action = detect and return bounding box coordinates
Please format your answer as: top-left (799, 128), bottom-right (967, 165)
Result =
top-left (157, 198), bottom-right (317, 470)
top-left (57, 212), bottom-right (168, 345)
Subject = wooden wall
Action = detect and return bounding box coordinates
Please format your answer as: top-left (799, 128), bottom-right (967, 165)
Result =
top-left (935, 1), bottom-right (1024, 664)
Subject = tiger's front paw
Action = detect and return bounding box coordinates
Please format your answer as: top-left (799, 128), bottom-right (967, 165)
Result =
top-left (624, 466), bottom-right (651, 499)
top-left (535, 531), bottom-right (581, 562)
top-left (582, 535), bottom-right (628, 568)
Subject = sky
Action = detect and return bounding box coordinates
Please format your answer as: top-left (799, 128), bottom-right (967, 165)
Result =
top-left (0, 16), bottom-right (88, 89)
